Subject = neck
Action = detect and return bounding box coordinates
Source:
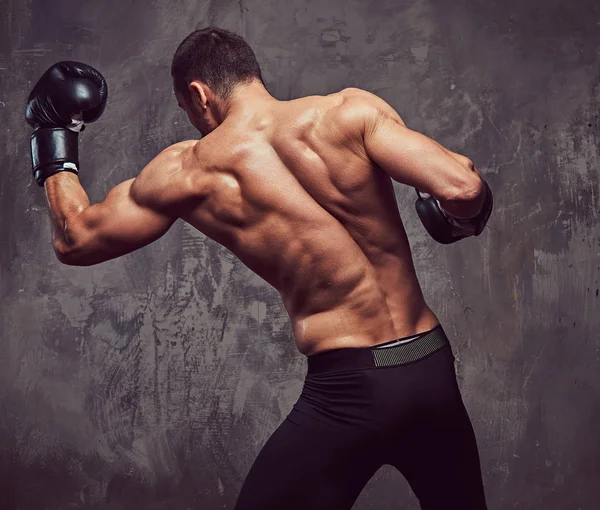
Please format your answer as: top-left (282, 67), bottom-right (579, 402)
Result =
top-left (221, 81), bottom-right (278, 120)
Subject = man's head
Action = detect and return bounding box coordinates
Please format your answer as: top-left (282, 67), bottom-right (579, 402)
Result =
top-left (171, 27), bottom-right (264, 135)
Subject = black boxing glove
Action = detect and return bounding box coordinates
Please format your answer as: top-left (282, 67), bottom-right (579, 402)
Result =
top-left (415, 181), bottom-right (493, 244)
top-left (25, 61), bottom-right (108, 186)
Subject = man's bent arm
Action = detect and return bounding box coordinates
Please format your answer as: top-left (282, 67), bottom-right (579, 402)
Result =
top-left (360, 96), bottom-right (485, 219)
top-left (45, 152), bottom-right (181, 266)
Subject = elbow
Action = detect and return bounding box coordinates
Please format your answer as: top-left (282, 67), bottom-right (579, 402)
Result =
top-left (436, 161), bottom-right (487, 218)
top-left (52, 219), bottom-right (101, 266)
top-left (53, 244), bottom-right (78, 266)
top-left (454, 175), bottom-right (485, 204)
top-left (53, 242), bottom-right (93, 267)
top-left (442, 160), bottom-right (484, 203)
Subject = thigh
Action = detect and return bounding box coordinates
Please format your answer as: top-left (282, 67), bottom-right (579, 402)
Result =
top-left (235, 408), bottom-right (379, 510)
top-left (389, 349), bottom-right (488, 510)
top-left (404, 399), bottom-right (487, 510)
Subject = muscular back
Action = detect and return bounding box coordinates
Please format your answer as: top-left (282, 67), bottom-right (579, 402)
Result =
top-left (170, 89), bottom-right (438, 354)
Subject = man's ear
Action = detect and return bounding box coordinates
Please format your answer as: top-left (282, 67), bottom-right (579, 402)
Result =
top-left (189, 81), bottom-right (209, 110)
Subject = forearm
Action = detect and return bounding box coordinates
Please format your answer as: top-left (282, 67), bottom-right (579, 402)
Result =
top-left (44, 172), bottom-right (92, 259)
top-left (436, 158), bottom-right (486, 219)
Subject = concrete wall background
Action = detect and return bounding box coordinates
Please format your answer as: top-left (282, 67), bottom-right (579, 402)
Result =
top-left (1, 0), bottom-right (599, 508)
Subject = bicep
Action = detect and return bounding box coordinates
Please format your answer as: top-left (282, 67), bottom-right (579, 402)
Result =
top-left (76, 178), bottom-right (175, 260)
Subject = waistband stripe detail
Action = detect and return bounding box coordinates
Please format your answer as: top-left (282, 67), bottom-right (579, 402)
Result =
top-left (371, 328), bottom-right (448, 367)
top-left (306, 326), bottom-right (450, 376)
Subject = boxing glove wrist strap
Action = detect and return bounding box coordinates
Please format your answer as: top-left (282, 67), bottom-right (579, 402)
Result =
top-left (30, 127), bottom-right (79, 186)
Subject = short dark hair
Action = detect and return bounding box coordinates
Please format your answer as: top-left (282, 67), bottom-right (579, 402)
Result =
top-left (171, 27), bottom-right (263, 100)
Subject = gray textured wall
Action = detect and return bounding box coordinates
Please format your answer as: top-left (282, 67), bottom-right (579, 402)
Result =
top-left (1, 0), bottom-right (599, 508)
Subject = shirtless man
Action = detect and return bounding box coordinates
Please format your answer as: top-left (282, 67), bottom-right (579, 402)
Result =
top-left (26, 28), bottom-right (492, 510)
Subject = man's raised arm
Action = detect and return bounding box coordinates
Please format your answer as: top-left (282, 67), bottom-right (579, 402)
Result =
top-left (25, 61), bottom-right (183, 266)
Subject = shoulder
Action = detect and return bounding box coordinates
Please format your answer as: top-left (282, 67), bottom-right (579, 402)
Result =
top-left (341, 89), bottom-right (406, 128)
top-left (156, 140), bottom-right (200, 165)
top-left (138, 140), bottom-right (198, 172)
top-left (131, 140), bottom-right (204, 212)
top-left (330, 88), bottom-right (406, 132)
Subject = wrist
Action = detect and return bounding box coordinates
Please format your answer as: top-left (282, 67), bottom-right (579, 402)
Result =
top-left (31, 127), bottom-right (79, 186)
top-left (44, 170), bottom-right (81, 187)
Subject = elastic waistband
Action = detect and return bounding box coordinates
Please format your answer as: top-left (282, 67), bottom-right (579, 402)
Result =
top-left (306, 325), bottom-right (450, 376)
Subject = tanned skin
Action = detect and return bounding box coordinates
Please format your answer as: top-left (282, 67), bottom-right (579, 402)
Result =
top-left (45, 79), bottom-right (485, 355)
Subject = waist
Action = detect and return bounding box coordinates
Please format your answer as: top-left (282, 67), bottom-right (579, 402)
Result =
top-left (306, 325), bottom-right (450, 376)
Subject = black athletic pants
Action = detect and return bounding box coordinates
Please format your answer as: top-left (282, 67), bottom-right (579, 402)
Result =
top-left (235, 326), bottom-right (488, 510)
